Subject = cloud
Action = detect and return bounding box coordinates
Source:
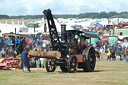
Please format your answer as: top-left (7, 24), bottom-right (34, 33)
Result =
top-left (0, 0), bottom-right (128, 15)
top-left (0, 0), bottom-right (27, 15)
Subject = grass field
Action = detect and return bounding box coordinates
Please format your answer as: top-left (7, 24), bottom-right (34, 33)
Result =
top-left (0, 60), bottom-right (128, 85)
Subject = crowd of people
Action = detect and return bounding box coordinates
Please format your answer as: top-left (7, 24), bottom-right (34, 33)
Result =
top-left (1, 32), bottom-right (128, 73)
top-left (0, 35), bottom-right (50, 72)
top-left (94, 41), bottom-right (128, 62)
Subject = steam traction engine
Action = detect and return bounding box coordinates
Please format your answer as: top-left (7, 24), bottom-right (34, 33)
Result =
top-left (43, 9), bottom-right (97, 73)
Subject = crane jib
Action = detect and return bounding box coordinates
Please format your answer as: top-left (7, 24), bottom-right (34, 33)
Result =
top-left (43, 9), bottom-right (60, 50)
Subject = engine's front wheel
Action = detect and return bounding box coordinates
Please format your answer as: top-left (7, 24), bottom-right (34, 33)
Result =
top-left (46, 59), bottom-right (56, 72)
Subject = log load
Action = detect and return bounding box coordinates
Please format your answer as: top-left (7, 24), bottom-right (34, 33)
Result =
top-left (28, 50), bottom-right (61, 59)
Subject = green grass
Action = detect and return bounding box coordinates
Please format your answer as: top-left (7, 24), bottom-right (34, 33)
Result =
top-left (0, 60), bottom-right (128, 85)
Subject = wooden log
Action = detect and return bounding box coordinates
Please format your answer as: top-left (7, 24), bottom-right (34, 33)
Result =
top-left (28, 50), bottom-right (41, 57)
top-left (29, 50), bottom-right (61, 59)
top-left (45, 51), bottom-right (61, 59)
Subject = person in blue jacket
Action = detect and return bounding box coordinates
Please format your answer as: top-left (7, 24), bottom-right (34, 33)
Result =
top-left (6, 38), bottom-right (11, 46)
top-left (21, 47), bottom-right (31, 73)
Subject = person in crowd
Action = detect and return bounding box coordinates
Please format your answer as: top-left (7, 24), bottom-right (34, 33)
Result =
top-left (111, 45), bottom-right (116, 61)
top-left (106, 48), bottom-right (111, 61)
top-left (120, 52), bottom-right (125, 61)
top-left (0, 48), bottom-right (6, 57)
top-left (115, 45), bottom-right (118, 57)
top-left (36, 39), bottom-right (40, 47)
top-left (117, 45), bottom-right (122, 58)
top-left (99, 47), bottom-right (104, 59)
top-left (122, 46), bottom-right (126, 58)
top-left (126, 46), bottom-right (128, 62)
top-left (30, 57), bottom-right (36, 68)
top-left (36, 58), bottom-right (41, 68)
top-left (40, 58), bottom-right (44, 68)
top-left (30, 40), bottom-right (36, 50)
top-left (105, 44), bottom-right (109, 53)
top-left (0, 37), bottom-right (4, 51)
top-left (15, 37), bottom-right (20, 47)
top-left (6, 38), bottom-right (11, 46)
top-left (95, 47), bottom-right (100, 61)
top-left (120, 46), bottom-right (126, 61)
top-left (21, 47), bottom-right (31, 73)
top-left (40, 44), bottom-right (48, 68)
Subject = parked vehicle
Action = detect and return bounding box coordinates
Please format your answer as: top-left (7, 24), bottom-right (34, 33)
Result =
top-left (108, 35), bottom-right (118, 46)
top-left (102, 34), bottom-right (109, 42)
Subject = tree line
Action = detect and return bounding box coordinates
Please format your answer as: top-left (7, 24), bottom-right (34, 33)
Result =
top-left (0, 11), bottom-right (128, 19)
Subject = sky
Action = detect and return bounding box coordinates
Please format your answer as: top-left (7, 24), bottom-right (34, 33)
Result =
top-left (0, 0), bottom-right (128, 16)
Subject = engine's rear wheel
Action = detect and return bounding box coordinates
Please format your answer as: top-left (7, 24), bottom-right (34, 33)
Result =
top-left (67, 55), bottom-right (77, 73)
top-left (82, 47), bottom-right (96, 72)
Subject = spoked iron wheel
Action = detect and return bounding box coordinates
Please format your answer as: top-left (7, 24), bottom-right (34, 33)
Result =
top-left (82, 47), bottom-right (96, 72)
top-left (6, 47), bottom-right (14, 56)
top-left (46, 59), bottom-right (56, 72)
top-left (67, 55), bottom-right (77, 73)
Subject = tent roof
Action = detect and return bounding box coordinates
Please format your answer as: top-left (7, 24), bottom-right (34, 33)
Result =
top-left (93, 22), bottom-right (102, 26)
